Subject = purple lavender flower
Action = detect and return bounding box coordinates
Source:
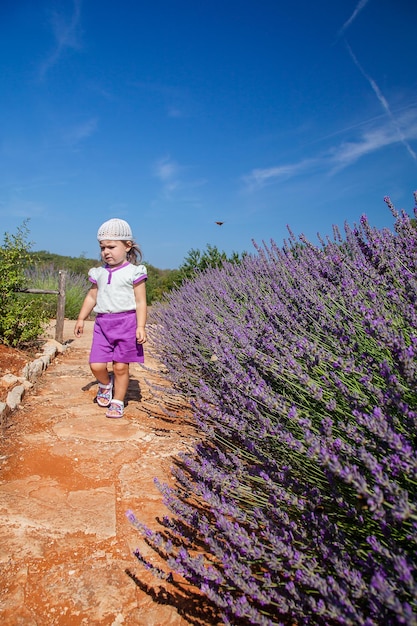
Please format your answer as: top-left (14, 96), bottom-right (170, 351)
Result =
top-left (128, 193), bottom-right (417, 625)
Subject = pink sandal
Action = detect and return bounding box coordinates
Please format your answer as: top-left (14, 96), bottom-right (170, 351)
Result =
top-left (106, 400), bottom-right (124, 418)
top-left (96, 374), bottom-right (113, 407)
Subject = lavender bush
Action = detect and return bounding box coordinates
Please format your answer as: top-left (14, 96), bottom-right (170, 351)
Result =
top-left (129, 194), bottom-right (417, 625)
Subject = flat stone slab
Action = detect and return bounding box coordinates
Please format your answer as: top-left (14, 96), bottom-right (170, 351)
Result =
top-left (53, 415), bottom-right (153, 442)
top-left (0, 476), bottom-right (116, 562)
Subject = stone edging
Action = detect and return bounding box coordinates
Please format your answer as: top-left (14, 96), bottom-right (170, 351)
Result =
top-left (0, 339), bottom-right (70, 426)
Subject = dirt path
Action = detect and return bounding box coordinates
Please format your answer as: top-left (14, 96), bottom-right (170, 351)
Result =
top-left (0, 321), bottom-right (217, 625)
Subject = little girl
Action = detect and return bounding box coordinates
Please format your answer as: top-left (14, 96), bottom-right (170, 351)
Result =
top-left (74, 218), bottom-right (147, 418)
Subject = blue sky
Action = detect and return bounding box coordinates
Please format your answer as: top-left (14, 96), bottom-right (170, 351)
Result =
top-left (1, 1), bottom-right (417, 269)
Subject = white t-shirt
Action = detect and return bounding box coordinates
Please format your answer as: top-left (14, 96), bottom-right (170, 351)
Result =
top-left (88, 262), bottom-right (147, 314)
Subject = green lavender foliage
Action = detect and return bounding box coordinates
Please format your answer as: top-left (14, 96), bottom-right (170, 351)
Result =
top-left (23, 265), bottom-right (91, 320)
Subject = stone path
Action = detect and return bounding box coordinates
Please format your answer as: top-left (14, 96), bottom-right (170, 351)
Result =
top-left (0, 321), bottom-right (217, 625)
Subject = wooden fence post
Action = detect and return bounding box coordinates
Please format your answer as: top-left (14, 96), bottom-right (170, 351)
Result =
top-left (55, 271), bottom-right (67, 343)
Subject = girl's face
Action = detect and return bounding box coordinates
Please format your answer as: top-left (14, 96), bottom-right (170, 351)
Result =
top-left (100, 240), bottom-right (131, 267)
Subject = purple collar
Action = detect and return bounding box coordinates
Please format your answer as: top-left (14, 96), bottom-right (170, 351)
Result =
top-left (104, 261), bottom-right (129, 283)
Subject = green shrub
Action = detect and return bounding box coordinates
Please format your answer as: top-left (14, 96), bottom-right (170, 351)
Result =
top-left (0, 222), bottom-right (49, 347)
top-left (145, 263), bottom-right (181, 304)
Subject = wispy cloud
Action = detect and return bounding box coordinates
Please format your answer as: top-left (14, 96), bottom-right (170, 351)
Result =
top-left (62, 117), bottom-right (98, 146)
top-left (38, 0), bottom-right (82, 79)
top-left (330, 116), bottom-right (417, 169)
top-left (154, 156), bottom-right (181, 193)
top-left (346, 44), bottom-right (417, 162)
top-left (153, 156), bottom-right (207, 201)
top-left (243, 108), bottom-right (417, 190)
top-left (338, 0), bottom-right (371, 37)
top-left (243, 159), bottom-right (318, 190)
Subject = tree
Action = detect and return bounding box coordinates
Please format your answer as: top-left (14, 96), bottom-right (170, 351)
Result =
top-left (178, 244), bottom-right (245, 282)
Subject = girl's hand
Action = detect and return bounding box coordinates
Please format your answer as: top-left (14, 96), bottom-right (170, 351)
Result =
top-left (74, 320), bottom-right (84, 337)
top-left (136, 326), bottom-right (147, 344)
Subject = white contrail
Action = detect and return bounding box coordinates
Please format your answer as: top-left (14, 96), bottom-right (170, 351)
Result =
top-left (243, 107), bottom-right (417, 189)
top-left (346, 44), bottom-right (417, 161)
top-left (338, 0), bottom-right (371, 37)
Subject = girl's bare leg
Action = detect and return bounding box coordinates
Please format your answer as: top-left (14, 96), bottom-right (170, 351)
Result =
top-left (90, 362), bottom-right (111, 385)
top-left (112, 362), bottom-right (130, 403)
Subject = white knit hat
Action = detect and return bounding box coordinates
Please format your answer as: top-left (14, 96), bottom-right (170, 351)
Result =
top-left (97, 218), bottom-right (133, 241)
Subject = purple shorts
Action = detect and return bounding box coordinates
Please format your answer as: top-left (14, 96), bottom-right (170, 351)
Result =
top-left (89, 310), bottom-right (144, 364)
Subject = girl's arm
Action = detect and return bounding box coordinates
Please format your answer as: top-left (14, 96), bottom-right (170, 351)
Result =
top-left (134, 280), bottom-right (147, 343)
top-left (74, 285), bottom-right (98, 337)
